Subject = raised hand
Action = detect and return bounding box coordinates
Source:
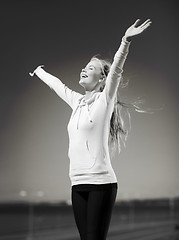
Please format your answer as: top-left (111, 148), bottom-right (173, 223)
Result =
top-left (124, 19), bottom-right (152, 41)
top-left (29, 65), bottom-right (44, 77)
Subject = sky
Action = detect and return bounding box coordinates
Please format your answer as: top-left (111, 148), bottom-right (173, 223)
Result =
top-left (0, 0), bottom-right (178, 202)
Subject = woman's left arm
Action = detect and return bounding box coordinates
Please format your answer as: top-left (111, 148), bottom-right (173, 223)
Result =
top-left (105, 19), bottom-right (152, 100)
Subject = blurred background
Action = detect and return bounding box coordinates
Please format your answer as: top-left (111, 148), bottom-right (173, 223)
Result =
top-left (0, 0), bottom-right (178, 239)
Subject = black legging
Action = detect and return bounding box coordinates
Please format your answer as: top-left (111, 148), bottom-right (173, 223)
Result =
top-left (71, 183), bottom-right (117, 240)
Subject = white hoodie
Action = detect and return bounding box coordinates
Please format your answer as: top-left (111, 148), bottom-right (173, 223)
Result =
top-left (33, 38), bottom-right (130, 186)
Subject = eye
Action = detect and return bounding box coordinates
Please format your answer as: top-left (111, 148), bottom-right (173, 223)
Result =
top-left (89, 66), bottom-right (94, 70)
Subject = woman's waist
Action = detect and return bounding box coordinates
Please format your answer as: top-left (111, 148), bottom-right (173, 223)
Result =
top-left (72, 182), bottom-right (118, 192)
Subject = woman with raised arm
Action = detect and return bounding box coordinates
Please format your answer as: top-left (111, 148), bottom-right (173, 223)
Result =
top-left (30, 19), bottom-right (151, 240)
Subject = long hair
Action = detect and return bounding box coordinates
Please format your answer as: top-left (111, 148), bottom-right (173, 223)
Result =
top-left (91, 56), bottom-right (129, 154)
top-left (90, 56), bottom-right (156, 155)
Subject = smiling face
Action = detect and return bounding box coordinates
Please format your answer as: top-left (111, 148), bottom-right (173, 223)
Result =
top-left (79, 60), bottom-right (104, 92)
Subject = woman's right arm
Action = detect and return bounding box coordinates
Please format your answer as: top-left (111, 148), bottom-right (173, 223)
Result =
top-left (30, 65), bottom-right (63, 91)
top-left (29, 66), bottom-right (81, 108)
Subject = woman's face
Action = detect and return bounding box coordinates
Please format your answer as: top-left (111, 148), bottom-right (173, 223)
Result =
top-left (79, 60), bottom-right (103, 91)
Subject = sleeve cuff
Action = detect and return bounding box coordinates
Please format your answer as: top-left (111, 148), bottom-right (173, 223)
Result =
top-left (122, 36), bottom-right (131, 44)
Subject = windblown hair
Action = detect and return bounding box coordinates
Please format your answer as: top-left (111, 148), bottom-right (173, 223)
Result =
top-left (91, 56), bottom-right (129, 154)
top-left (90, 56), bottom-right (155, 155)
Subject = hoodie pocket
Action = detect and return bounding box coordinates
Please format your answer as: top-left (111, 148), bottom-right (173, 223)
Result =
top-left (70, 140), bottom-right (96, 170)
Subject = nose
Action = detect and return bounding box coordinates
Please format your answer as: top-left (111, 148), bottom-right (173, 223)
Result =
top-left (82, 68), bottom-right (86, 72)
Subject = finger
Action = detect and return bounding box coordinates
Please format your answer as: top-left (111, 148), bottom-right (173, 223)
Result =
top-left (141, 21), bottom-right (152, 31)
top-left (140, 19), bottom-right (151, 28)
top-left (138, 22), bottom-right (151, 34)
top-left (133, 19), bottom-right (140, 27)
top-left (142, 22), bottom-right (152, 30)
top-left (29, 72), bottom-right (34, 76)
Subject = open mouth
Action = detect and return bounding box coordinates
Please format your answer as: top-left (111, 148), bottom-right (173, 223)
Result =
top-left (81, 73), bottom-right (88, 78)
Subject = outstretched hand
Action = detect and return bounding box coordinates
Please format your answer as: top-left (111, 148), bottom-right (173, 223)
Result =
top-left (124, 19), bottom-right (152, 41)
top-left (29, 65), bottom-right (44, 77)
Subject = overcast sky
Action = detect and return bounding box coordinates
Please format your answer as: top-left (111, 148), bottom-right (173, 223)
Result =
top-left (0, 0), bottom-right (178, 202)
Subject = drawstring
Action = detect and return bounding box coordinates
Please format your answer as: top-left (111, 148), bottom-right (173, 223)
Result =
top-left (77, 107), bottom-right (82, 130)
top-left (86, 104), bottom-right (93, 123)
top-left (76, 103), bottom-right (92, 130)
top-left (75, 92), bottom-right (101, 129)
top-left (75, 100), bottom-right (92, 130)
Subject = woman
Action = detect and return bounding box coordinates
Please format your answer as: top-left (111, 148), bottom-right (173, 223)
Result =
top-left (30, 19), bottom-right (151, 240)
